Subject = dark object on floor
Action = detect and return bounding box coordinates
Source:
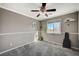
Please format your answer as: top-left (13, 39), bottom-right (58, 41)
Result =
top-left (63, 32), bottom-right (71, 48)
top-left (38, 36), bottom-right (43, 41)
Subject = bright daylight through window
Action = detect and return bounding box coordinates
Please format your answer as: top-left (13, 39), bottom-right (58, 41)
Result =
top-left (47, 22), bottom-right (61, 34)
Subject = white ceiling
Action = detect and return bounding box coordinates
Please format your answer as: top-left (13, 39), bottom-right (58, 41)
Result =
top-left (0, 3), bottom-right (79, 20)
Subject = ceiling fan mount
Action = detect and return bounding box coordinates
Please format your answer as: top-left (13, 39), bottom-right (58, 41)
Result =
top-left (31, 3), bottom-right (56, 17)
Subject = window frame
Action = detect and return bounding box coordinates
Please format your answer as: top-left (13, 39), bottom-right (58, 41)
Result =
top-left (47, 21), bottom-right (61, 34)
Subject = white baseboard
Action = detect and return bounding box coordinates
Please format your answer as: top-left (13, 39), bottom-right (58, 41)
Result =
top-left (0, 41), bottom-right (34, 55)
top-left (44, 40), bottom-right (62, 47)
top-left (71, 47), bottom-right (79, 51)
top-left (44, 40), bottom-right (79, 51)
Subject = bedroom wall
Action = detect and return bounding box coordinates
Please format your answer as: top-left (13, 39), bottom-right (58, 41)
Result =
top-left (0, 8), bottom-right (38, 53)
top-left (78, 12), bottom-right (79, 48)
top-left (41, 12), bottom-right (78, 48)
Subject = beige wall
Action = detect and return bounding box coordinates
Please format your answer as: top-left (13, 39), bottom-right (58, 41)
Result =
top-left (41, 12), bottom-right (78, 48)
top-left (0, 7), bottom-right (79, 53)
top-left (78, 12), bottom-right (79, 48)
top-left (0, 8), bottom-right (38, 53)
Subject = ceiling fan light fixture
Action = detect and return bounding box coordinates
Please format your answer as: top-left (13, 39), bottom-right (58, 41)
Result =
top-left (31, 3), bottom-right (56, 17)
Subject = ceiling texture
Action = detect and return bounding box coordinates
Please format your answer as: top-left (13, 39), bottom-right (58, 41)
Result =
top-left (0, 3), bottom-right (79, 21)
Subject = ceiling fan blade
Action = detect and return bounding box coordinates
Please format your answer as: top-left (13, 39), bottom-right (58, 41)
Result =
top-left (31, 10), bottom-right (39, 12)
top-left (37, 14), bottom-right (40, 17)
top-left (42, 3), bottom-right (46, 8)
top-left (46, 9), bottom-right (56, 12)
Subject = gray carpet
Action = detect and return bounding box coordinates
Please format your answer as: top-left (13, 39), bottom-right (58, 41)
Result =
top-left (0, 41), bottom-right (79, 56)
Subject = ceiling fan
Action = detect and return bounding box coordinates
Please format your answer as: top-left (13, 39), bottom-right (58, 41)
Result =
top-left (31, 3), bottom-right (56, 17)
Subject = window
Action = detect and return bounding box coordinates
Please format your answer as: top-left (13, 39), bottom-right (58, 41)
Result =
top-left (47, 22), bottom-right (61, 34)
